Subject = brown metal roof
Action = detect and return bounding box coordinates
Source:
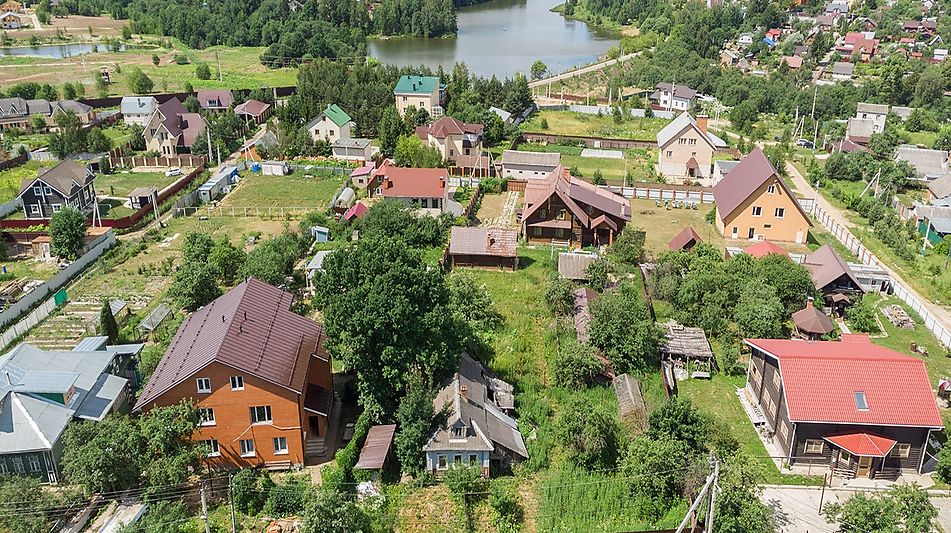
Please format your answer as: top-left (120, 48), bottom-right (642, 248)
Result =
top-left (354, 424), bottom-right (397, 470)
top-left (792, 301), bottom-right (836, 335)
top-left (669, 226), bottom-right (702, 250)
top-left (803, 244), bottom-right (863, 292)
top-left (449, 226), bottom-right (517, 258)
top-left (134, 278), bottom-right (326, 410)
top-left (712, 148), bottom-right (777, 220)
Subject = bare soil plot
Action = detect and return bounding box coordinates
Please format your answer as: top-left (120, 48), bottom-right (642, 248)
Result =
top-left (475, 191), bottom-right (520, 227)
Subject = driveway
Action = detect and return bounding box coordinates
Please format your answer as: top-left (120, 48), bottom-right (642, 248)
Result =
top-left (761, 485), bottom-right (951, 533)
top-left (785, 162), bottom-right (951, 337)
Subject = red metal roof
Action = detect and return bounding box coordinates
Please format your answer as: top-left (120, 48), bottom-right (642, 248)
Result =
top-left (378, 167), bottom-right (448, 199)
top-left (354, 424), bottom-right (397, 470)
top-left (824, 433), bottom-right (896, 457)
top-left (343, 202), bottom-right (368, 221)
top-left (745, 338), bottom-right (943, 428)
top-left (744, 239), bottom-right (789, 258)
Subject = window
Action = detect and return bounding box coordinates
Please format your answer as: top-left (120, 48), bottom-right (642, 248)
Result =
top-left (751, 206), bottom-right (762, 217)
top-left (775, 207), bottom-right (785, 218)
top-left (51, 204), bottom-right (62, 213)
top-left (198, 407), bottom-right (215, 426)
top-left (250, 405), bottom-right (272, 424)
top-left (230, 376), bottom-right (244, 390)
top-left (451, 426), bottom-right (465, 439)
top-left (240, 439), bottom-right (255, 457)
top-left (437, 454), bottom-right (448, 470)
top-left (28, 455), bottom-right (40, 472)
top-left (778, 423), bottom-right (788, 440)
top-left (891, 443), bottom-right (911, 459)
top-left (666, 150), bottom-right (672, 157)
top-left (854, 391), bottom-right (869, 411)
top-left (732, 227), bottom-right (738, 238)
top-left (767, 185), bottom-right (776, 194)
top-left (273, 437), bottom-right (288, 455)
top-left (196, 378), bottom-right (211, 393)
top-left (838, 449), bottom-right (852, 464)
top-left (532, 227), bottom-right (541, 237)
top-left (468, 454), bottom-right (478, 466)
top-left (688, 138), bottom-right (697, 146)
top-left (206, 439), bottom-right (220, 457)
top-left (30, 205), bottom-right (39, 215)
top-left (43, 186), bottom-right (52, 195)
top-left (678, 138), bottom-right (687, 145)
top-left (805, 439), bottom-right (824, 454)
top-left (750, 363), bottom-right (759, 379)
top-left (771, 370), bottom-right (781, 390)
top-left (0, 459), bottom-right (7, 475)
top-left (453, 454), bottom-right (462, 465)
top-left (12, 457), bottom-right (23, 474)
top-left (538, 208), bottom-right (547, 218)
top-left (32, 185), bottom-right (42, 196)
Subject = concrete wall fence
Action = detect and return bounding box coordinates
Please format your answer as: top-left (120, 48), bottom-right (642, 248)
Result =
top-left (812, 204), bottom-right (951, 350)
top-left (0, 230), bottom-right (117, 350)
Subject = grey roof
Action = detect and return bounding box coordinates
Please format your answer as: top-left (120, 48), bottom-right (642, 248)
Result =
top-left (558, 252), bottom-right (598, 281)
top-left (856, 102), bottom-right (889, 115)
top-left (928, 175), bottom-right (951, 200)
top-left (0, 340), bottom-right (134, 454)
top-left (139, 303), bottom-right (171, 333)
top-left (0, 97), bottom-right (29, 118)
top-left (331, 138), bottom-right (372, 149)
top-left (73, 335), bottom-right (108, 352)
top-left (896, 145), bottom-right (949, 180)
top-left (489, 106), bottom-right (511, 122)
top-left (55, 100), bottom-right (93, 115)
top-left (832, 62), bottom-right (854, 77)
top-left (715, 160), bottom-right (740, 176)
top-left (306, 250), bottom-right (333, 274)
top-left (424, 353), bottom-right (527, 459)
top-left (892, 106), bottom-right (914, 120)
top-left (19, 160), bottom-right (94, 197)
top-left (846, 118), bottom-right (877, 139)
top-left (654, 82), bottom-right (697, 100)
top-left (656, 112), bottom-right (717, 149)
top-left (500, 150), bottom-right (561, 168)
top-left (120, 96), bottom-right (158, 116)
top-left (928, 216), bottom-right (951, 234)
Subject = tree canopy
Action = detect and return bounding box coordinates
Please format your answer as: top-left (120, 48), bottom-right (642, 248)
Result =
top-left (49, 206), bottom-right (87, 260)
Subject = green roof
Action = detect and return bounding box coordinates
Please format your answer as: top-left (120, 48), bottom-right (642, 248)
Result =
top-left (394, 75), bottom-right (440, 95)
top-left (322, 104), bottom-right (352, 128)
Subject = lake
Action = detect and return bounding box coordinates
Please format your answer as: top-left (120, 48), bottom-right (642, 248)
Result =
top-left (368, 0), bottom-right (619, 78)
top-left (0, 42), bottom-right (117, 59)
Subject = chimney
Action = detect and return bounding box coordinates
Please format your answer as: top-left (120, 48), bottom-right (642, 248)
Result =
top-left (488, 235), bottom-right (495, 247)
top-left (460, 384), bottom-right (468, 400)
top-left (806, 296), bottom-right (814, 309)
top-left (439, 177), bottom-right (445, 189)
top-left (696, 114), bottom-right (709, 133)
top-left (221, 315), bottom-right (225, 323)
top-left (384, 178), bottom-right (392, 190)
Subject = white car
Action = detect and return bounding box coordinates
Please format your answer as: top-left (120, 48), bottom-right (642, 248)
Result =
top-left (164, 167), bottom-right (182, 177)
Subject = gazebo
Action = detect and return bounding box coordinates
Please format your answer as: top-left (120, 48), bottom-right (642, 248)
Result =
top-left (792, 299), bottom-right (836, 340)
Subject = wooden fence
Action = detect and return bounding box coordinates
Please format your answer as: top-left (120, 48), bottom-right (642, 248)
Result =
top-left (97, 165), bottom-right (206, 228)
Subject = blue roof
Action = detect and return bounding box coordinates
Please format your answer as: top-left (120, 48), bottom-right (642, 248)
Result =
top-left (763, 37), bottom-right (776, 46)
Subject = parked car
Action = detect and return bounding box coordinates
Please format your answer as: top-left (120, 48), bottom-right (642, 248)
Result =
top-left (165, 167), bottom-right (182, 177)
top-left (796, 139), bottom-right (814, 149)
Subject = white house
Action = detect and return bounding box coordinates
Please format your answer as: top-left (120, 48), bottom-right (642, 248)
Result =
top-left (121, 96), bottom-right (159, 127)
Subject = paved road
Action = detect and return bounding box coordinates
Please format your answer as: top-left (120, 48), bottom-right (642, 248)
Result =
top-left (785, 162), bottom-right (951, 334)
top-left (761, 485), bottom-right (951, 533)
top-left (528, 52), bottom-right (640, 89)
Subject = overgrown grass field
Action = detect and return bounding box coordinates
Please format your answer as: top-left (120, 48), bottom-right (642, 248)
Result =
top-left (219, 169), bottom-right (346, 210)
top-left (522, 110), bottom-right (669, 140)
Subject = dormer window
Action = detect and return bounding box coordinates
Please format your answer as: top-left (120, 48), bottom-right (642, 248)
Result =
top-left (451, 426), bottom-right (465, 439)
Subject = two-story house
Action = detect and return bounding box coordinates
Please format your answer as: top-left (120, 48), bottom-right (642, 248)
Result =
top-left (394, 75), bottom-right (445, 118)
top-left (120, 96), bottom-right (159, 127)
top-left (424, 353), bottom-right (527, 476)
top-left (196, 89), bottom-right (234, 113)
top-left (143, 98), bottom-right (207, 155)
top-left (499, 150), bottom-right (561, 180)
top-left (649, 82), bottom-right (696, 111)
top-left (521, 165), bottom-right (631, 247)
top-left (416, 116), bottom-right (483, 165)
top-left (134, 278), bottom-right (334, 470)
top-left (17, 160), bottom-right (97, 220)
top-left (0, 337), bottom-right (141, 483)
top-left (656, 113), bottom-right (726, 184)
top-left (712, 147), bottom-right (812, 243)
top-left (371, 164), bottom-right (451, 213)
top-left (305, 104), bottom-right (355, 144)
top-left (744, 336), bottom-right (943, 479)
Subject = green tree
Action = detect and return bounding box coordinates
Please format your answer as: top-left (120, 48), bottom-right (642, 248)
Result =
top-left (231, 469), bottom-right (274, 515)
top-left (936, 446), bottom-right (951, 484)
top-left (394, 372), bottom-right (434, 475)
top-left (587, 280), bottom-right (660, 373)
top-left (169, 262), bottom-right (220, 311)
top-left (447, 270), bottom-right (502, 333)
top-left (31, 115), bottom-right (46, 132)
top-left (729, 101), bottom-right (758, 133)
top-left (584, 257), bottom-right (610, 291)
top-left (118, 501), bottom-right (189, 533)
top-left (86, 127), bottom-right (111, 153)
top-left (378, 106), bottom-right (404, 157)
top-left (647, 398), bottom-right (709, 455)
top-left (550, 340), bottom-right (604, 388)
top-left (0, 477), bottom-right (73, 533)
top-left (195, 63), bottom-right (211, 80)
top-left (62, 81), bottom-right (77, 99)
top-left (61, 414), bottom-right (145, 492)
top-left (240, 234), bottom-right (300, 286)
top-left (545, 275), bottom-right (575, 316)
top-left (823, 483), bottom-right (938, 532)
top-left (183, 94), bottom-right (201, 113)
top-left (914, 67), bottom-right (945, 108)
top-left (49, 206), bottom-right (86, 260)
top-left (49, 111), bottom-right (87, 157)
top-left (847, 296), bottom-right (880, 334)
top-left (207, 238), bottom-right (246, 285)
top-left (609, 226), bottom-right (646, 265)
top-left (313, 236), bottom-right (462, 417)
top-left (151, 54), bottom-right (160, 66)
top-left (182, 231), bottom-right (214, 263)
top-left (622, 436), bottom-right (691, 521)
top-left (553, 395), bottom-right (621, 470)
top-left (394, 134), bottom-right (443, 168)
top-left (444, 463), bottom-right (488, 504)
top-left (530, 59), bottom-right (548, 80)
top-left (126, 67), bottom-right (154, 94)
top-left (99, 299), bottom-right (119, 343)
top-left (733, 280), bottom-right (785, 338)
top-left (715, 456), bottom-right (776, 533)
top-left (934, 126), bottom-right (951, 151)
top-left (300, 490), bottom-right (370, 533)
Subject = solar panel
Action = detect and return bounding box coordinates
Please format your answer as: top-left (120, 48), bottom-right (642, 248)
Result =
top-left (854, 391), bottom-right (869, 410)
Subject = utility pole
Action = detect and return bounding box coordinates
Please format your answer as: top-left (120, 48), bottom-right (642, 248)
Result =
top-left (206, 125), bottom-right (212, 166)
top-left (216, 50), bottom-right (222, 82)
top-left (199, 482), bottom-right (212, 533)
top-left (675, 455), bottom-right (719, 533)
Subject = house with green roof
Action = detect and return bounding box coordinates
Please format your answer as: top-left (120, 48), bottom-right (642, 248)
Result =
top-left (305, 104), bottom-right (355, 144)
top-left (394, 75), bottom-right (444, 118)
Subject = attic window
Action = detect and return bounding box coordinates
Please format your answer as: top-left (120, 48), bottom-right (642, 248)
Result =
top-left (451, 425), bottom-right (465, 439)
top-left (854, 391), bottom-right (869, 411)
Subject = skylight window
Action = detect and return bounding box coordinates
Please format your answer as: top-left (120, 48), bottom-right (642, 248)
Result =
top-left (854, 391), bottom-right (869, 411)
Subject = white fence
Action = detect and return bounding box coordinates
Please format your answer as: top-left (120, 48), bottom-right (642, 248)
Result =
top-left (174, 206), bottom-right (317, 218)
top-left (601, 184), bottom-right (715, 203)
top-left (0, 230), bottom-right (117, 347)
top-left (536, 104), bottom-right (675, 120)
top-left (448, 176), bottom-right (482, 188)
top-left (812, 204), bottom-right (951, 349)
top-left (0, 197), bottom-right (18, 218)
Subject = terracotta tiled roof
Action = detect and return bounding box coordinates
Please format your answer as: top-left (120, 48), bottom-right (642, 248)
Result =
top-left (824, 433), bottom-right (896, 457)
top-left (745, 337), bottom-right (943, 427)
top-left (134, 278), bottom-right (325, 410)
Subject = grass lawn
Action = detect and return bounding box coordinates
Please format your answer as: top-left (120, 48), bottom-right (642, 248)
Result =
top-left (0, 256), bottom-right (59, 282)
top-left (522, 110), bottom-right (669, 140)
top-left (0, 160), bottom-right (56, 204)
top-left (627, 198), bottom-right (725, 258)
top-left (98, 198), bottom-right (135, 219)
top-left (219, 170), bottom-right (346, 211)
top-left (517, 142), bottom-right (655, 183)
top-left (904, 130), bottom-right (937, 148)
top-left (97, 170), bottom-right (178, 197)
top-left (102, 126), bottom-right (136, 148)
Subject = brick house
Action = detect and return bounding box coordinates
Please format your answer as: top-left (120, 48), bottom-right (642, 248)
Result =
top-left (416, 116), bottom-right (483, 165)
top-left (134, 278), bottom-right (334, 469)
top-left (744, 336), bottom-right (943, 479)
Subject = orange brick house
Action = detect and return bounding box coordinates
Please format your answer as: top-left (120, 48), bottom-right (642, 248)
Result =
top-left (134, 278), bottom-right (333, 469)
top-left (712, 148), bottom-right (812, 244)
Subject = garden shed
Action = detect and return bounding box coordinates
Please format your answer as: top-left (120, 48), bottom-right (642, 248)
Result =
top-left (660, 320), bottom-right (715, 379)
